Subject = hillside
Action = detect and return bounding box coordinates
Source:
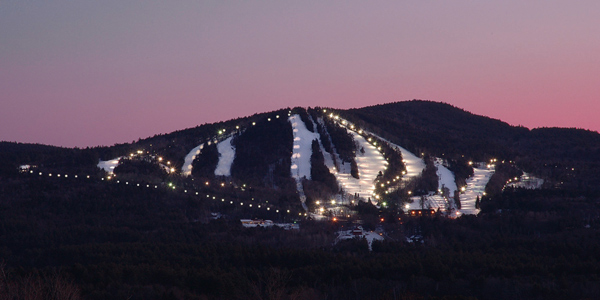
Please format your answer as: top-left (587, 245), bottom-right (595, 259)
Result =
top-left (2, 101), bottom-right (600, 299)
top-left (340, 100), bottom-right (600, 191)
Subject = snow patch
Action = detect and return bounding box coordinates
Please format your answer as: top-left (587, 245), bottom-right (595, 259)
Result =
top-left (506, 172), bottom-right (544, 189)
top-left (97, 157), bottom-right (121, 174)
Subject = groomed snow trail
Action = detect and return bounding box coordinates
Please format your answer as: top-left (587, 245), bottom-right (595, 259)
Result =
top-left (289, 114), bottom-right (321, 211)
top-left (335, 121), bottom-right (425, 181)
top-left (406, 162), bottom-right (494, 214)
top-left (289, 115), bottom-right (320, 180)
top-left (374, 136), bottom-right (425, 180)
top-left (459, 165), bottom-right (495, 215)
top-left (335, 131), bottom-right (387, 200)
top-left (215, 136), bottom-right (235, 176)
top-left (182, 144), bottom-right (204, 176)
top-left (435, 159), bottom-right (457, 195)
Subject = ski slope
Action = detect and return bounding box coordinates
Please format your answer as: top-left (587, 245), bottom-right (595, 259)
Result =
top-left (182, 144), bottom-right (204, 177)
top-left (289, 114), bottom-right (320, 180)
top-left (435, 159), bottom-right (457, 195)
top-left (215, 136), bottom-right (235, 176)
top-left (405, 161), bottom-right (494, 215)
top-left (459, 165), bottom-right (495, 215)
top-left (334, 131), bottom-right (387, 200)
top-left (367, 135), bottom-right (425, 180)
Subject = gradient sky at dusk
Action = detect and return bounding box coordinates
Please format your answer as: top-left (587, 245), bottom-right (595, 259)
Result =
top-left (2, 1), bottom-right (599, 147)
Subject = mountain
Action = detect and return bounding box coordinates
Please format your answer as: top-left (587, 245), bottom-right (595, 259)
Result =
top-left (339, 100), bottom-right (600, 190)
top-left (3, 100), bottom-right (600, 299)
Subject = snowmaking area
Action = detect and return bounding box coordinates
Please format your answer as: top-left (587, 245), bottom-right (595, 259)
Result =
top-left (214, 136), bottom-right (235, 176)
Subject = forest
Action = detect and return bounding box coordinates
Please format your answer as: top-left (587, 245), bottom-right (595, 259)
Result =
top-left (2, 170), bottom-right (600, 299)
top-left (2, 101), bottom-right (600, 299)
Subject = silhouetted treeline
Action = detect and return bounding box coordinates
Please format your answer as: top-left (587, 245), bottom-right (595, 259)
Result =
top-left (3, 172), bottom-right (600, 299)
top-left (304, 140), bottom-right (339, 207)
top-left (231, 110), bottom-right (294, 190)
top-left (446, 158), bottom-right (474, 188)
top-left (320, 116), bottom-right (359, 179)
top-left (191, 142), bottom-right (219, 178)
top-left (292, 107), bottom-right (314, 132)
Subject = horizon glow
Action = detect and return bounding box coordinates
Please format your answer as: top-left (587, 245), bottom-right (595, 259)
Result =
top-left (2, 1), bottom-right (599, 147)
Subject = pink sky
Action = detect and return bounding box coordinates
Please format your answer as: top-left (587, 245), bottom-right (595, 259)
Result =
top-left (2, 1), bottom-right (599, 147)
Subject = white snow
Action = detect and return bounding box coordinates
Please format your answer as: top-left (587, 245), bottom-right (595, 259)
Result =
top-left (97, 157), bottom-right (121, 174)
top-left (215, 136), bottom-right (235, 176)
top-left (406, 193), bottom-right (446, 211)
top-left (435, 159), bottom-right (457, 195)
top-left (334, 131), bottom-right (387, 200)
top-left (368, 135), bottom-right (426, 180)
top-left (404, 162), bottom-right (494, 216)
top-left (458, 165), bottom-right (495, 216)
top-left (182, 143), bottom-right (204, 177)
top-left (289, 114), bottom-right (320, 180)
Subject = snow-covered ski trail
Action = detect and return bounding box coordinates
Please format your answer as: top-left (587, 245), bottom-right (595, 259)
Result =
top-left (289, 114), bottom-right (321, 210)
top-left (459, 165), bottom-right (495, 216)
top-left (182, 144), bottom-right (205, 177)
top-left (215, 136), bottom-right (235, 176)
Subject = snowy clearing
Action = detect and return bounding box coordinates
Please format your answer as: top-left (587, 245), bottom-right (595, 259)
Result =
top-left (97, 157), bottom-right (121, 174)
top-left (215, 136), bottom-right (235, 176)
